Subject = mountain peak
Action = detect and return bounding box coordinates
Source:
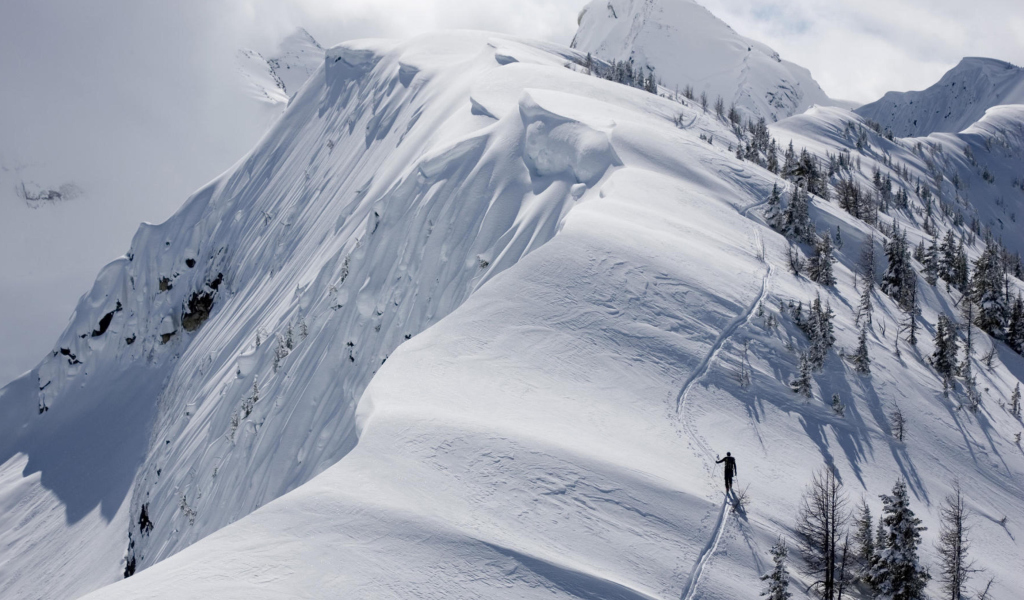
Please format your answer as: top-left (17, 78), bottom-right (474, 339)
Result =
top-left (571, 0), bottom-right (835, 122)
top-left (855, 56), bottom-right (1024, 137)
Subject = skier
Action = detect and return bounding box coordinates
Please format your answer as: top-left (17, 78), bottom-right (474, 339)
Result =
top-left (715, 452), bottom-right (737, 494)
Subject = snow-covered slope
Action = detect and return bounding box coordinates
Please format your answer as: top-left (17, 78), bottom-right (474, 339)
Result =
top-left (3, 20), bottom-right (1024, 600)
top-left (571, 0), bottom-right (836, 122)
top-left (237, 28), bottom-right (324, 105)
top-left (856, 57), bottom-right (1024, 137)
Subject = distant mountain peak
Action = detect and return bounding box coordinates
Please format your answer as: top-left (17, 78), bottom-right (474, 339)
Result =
top-left (237, 28), bottom-right (324, 105)
top-left (856, 56), bottom-right (1024, 137)
top-left (571, 0), bottom-right (836, 122)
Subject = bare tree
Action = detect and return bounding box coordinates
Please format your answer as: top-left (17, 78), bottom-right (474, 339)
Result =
top-left (796, 466), bottom-right (850, 600)
top-left (936, 480), bottom-right (976, 599)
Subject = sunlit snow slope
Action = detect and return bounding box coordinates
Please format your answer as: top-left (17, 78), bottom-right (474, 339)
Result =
top-left (56, 33), bottom-right (1022, 600)
top-left (571, 0), bottom-right (836, 122)
top-left (3, 15), bottom-right (1024, 600)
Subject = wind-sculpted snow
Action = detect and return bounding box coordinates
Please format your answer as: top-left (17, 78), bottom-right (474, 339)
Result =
top-left (5, 24), bottom-right (1024, 600)
top-left (0, 32), bottom-right (627, 598)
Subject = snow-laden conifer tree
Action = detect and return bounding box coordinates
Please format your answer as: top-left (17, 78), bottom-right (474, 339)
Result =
top-left (970, 240), bottom-right (1008, 337)
top-left (765, 183), bottom-right (784, 230)
top-left (783, 184), bottom-right (814, 243)
top-left (852, 499), bottom-right (875, 582)
top-left (809, 233), bottom-right (836, 286)
top-left (852, 326), bottom-right (871, 374)
top-left (882, 225), bottom-right (916, 311)
top-left (761, 537), bottom-right (793, 600)
top-left (869, 479), bottom-right (929, 600)
top-left (932, 315), bottom-right (960, 384)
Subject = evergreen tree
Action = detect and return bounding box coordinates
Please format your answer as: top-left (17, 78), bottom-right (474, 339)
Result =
top-left (809, 234), bottom-right (836, 286)
top-left (765, 183), bottom-right (784, 230)
top-left (1006, 294), bottom-right (1024, 354)
top-left (923, 236), bottom-right (940, 286)
top-left (837, 177), bottom-right (861, 219)
top-left (903, 285), bottom-right (919, 347)
top-left (1010, 383), bottom-right (1021, 419)
top-left (852, 499), bottom-right (875, 581)
top-left (869, 479), bottom-right (930, 600)
top-left (792, 352), bottom-right (813, 397)
top-left (761, 537), bottom-right (794, 600)
top-left (882, 225), bottom-right (917, 311)
top-left (767, 139), bottom-right (780, 173)
top-left (932, 315), bottom-right (959, 383)
top-left (970, 240), bottom-right (1008, 337)
top-left (890, 404), bottom-right (907, 442)
top-left (860, 234), bottom-right (877, 290)
top-left (783, 141), bottom-right (798, 178)
top-left (852, 325), bottom-right (871, 374)
top-left (855, 283), bottom-right (874, 329)
top-left (783, 184), bottom-right (815, 243)
top-left (936, 481), bottom-right (975, 600)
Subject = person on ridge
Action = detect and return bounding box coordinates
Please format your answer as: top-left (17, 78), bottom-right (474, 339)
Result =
top-left (715, 452), bottom-right (737, 494)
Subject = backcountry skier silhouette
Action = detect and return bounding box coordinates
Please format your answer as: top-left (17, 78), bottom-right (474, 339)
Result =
top-left (715, 452), bottom-right (737, 494)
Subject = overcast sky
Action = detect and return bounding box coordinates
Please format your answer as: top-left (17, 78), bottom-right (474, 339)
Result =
top-left (1, 0), bottom-right (1022, 385)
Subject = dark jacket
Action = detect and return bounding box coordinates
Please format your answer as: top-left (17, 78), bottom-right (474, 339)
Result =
top-left (716, 455), bottom-right (737, 477)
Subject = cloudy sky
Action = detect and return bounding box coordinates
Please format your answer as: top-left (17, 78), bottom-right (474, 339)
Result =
top-left (1, 0), bottom-right (1022, 385)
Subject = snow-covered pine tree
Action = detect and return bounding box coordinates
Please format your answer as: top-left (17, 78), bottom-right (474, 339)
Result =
top-left (796, 466), bottom-right (849, 600)
top-left (809, 233), bottom-right (836, 286)
top-left (970, 240), bottom-right (1008, 337)
top-left (932, 315), bottom-right (959, 383)
top-left (869, 479), bottom-right (929, 600)
top-left (1007, 294), bottom-right (1024, 354)
top-left (783, 184), bottom-right (814, 243)
top-left (923, 236), bottom-right (940, 286)
top-left (837, 177), bottom-right (861, 219)
top-left (852, 325), bottom-right (871, 374)
top-left (760, 537), bottom-right (793, 600)
top-left (881, 224), bottom-right (917, 311)
top-left (860, 234), bottom-right (877, 290)
top-left (936, 480), bottom-right (975, 600)
top-left (792, 352), bottom-right (813, 397)
top-left (852, 499), bottom-right (875, 582)
top-left (1010, 383), bottom-right (1021, 419)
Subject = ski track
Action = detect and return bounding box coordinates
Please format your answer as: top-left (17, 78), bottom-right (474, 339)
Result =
top-left (673, 225), bottom-right (772, 599)
top-left (679, 499), bottom-right (730, 600)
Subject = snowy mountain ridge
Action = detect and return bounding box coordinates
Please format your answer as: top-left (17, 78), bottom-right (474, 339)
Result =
top-left (2, 6), bottom-right (1024, 600)
top-left (856, 57), bottom-right (1024, 137)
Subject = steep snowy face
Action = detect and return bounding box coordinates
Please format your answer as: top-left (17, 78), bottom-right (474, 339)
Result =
top-left (571, 0), bottom-right (834, 122)
top-left (856, 57), bottom-right (1024, 137)
top-left (237, 28), bottom-right (324, 105)
top-left (0, 32), bottom-right (619, 599)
